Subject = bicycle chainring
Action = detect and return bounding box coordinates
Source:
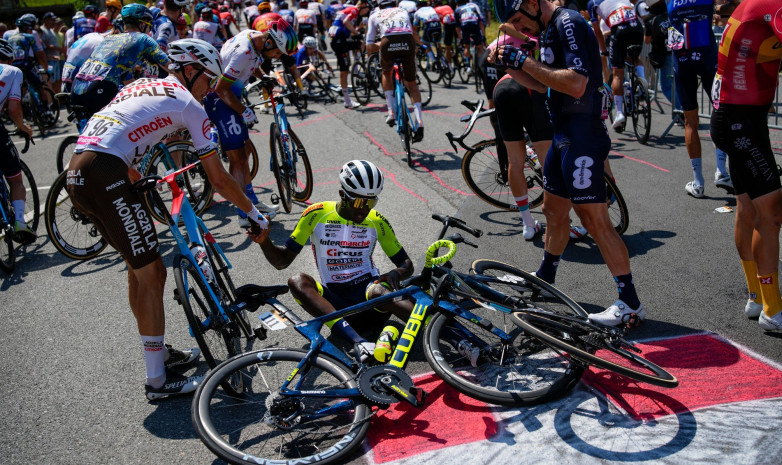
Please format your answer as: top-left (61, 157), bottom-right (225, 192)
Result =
top-left (357, 365), bottom-right (414, 406)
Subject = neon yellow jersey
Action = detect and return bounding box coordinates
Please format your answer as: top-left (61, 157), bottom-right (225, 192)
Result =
top-left (285, 201), bottom-right (408, 286)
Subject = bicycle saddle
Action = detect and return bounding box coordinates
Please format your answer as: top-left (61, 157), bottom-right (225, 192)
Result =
top-left (234, 284), bottom-right (290, 313)
top-left (132, 175), bottom-right (162, 193)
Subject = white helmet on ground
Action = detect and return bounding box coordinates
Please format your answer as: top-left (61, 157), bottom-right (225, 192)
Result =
top-left (339, 160), bottom-right (384, 197)
top-left (167, 38), bottom-right (223, 78)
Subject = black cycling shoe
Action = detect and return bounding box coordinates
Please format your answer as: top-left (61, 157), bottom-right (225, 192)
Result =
top-left (145, 371), bottom-right (204, 400)
top-left (164, 345), bottom-right (200, 370)
top-left (412, 126), bottom-right (424, 143)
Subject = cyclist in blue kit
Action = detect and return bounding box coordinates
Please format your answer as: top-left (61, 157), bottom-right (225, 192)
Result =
top-left (495, 0), bottom-right (644, 327)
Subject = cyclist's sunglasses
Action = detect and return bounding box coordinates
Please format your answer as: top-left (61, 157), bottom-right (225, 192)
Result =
top-left (139, 20), bottom-right (153, 33)
top-left (203, 70), bottom-right (219, 89)
top-left (342, 190), bottom-right (378, 210)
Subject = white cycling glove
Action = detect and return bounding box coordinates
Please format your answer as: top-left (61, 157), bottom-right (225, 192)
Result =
top-left (244, 205), bottom-right (270, 229)
top-left (242, 106), bottom-right (258, 126)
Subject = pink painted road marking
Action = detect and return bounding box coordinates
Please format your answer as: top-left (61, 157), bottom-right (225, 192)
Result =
top-left (610, 150), bottom-right (670, 172)
top-left (365, 131), bottom-right (393, 157)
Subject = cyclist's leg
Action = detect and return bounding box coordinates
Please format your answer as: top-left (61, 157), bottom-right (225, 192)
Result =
top-left (443, 23), bottom-right (455, 69)
top-left (608, 27), bottom-right (626, 124)
top-left (675, 52), bottom-right (710, 190)
top-left (333, 39), bottom-right (358, 108)
top-left (379, 37), bottom-right (399, 120)
top-left (0, 130), bottom-right (32, 237)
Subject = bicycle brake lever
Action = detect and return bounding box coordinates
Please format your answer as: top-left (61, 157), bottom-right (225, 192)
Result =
top-left (445, 132), bottom-right (458, 152)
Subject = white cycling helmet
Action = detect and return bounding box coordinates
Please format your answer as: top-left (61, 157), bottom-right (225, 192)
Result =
top-left (339, 160), bottom-right (384, 197)
top-left (303, 35), bottom-right (318, 49)
top-left (0, 39), bottom-right (14, 60)
top-left (167, 38), bottom-right (223, 78)
top-left (168, 0), bottom-right (190, 6)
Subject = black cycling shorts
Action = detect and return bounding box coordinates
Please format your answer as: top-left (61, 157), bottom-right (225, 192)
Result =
top-left (66, 151), bottom-right (160, 269)
top-left (478, 48), bottom-right (501, 99)
top-left (493, 75), bottom-right (553, 143)
top-left (422, 23), bottom-right (442, 44)
top-left (379, 35), bottom-right (417, 81)
top-left (317, 276), bottom-right (391, 333)
top-left (608, 20), bottom-right (644, 69)
top-left (0, 125), bottom-right (22, 180)
top-left (711, 104), bottom-right (781, 199)
top-left (460, 23), bottom-right (484, 47)
top-left (673, 45), bottom-right (717, 112)
top-left (443, 23), bottom-right (456, 46)
top-left (298, 24), bottom-right (316, 38)
top-left (331, 37), bottom-right (360, 72)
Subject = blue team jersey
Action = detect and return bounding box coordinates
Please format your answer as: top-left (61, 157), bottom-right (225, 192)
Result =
top-left (666, 0), bottom-right (715, 50)
top-left (454, 3), bottom-right (484, 27)
top-left (278, 8), bottom-right (295, 24)
top-left (71, 32), bottom-right (169, 94)
top-left (325, 4), bottom-right (345, 21)
top-left (74, 17), bottom-right (97, 41)
top-left (293, 46), bottom-right (315, 66)
top-left (7, 32), bottom-right (41, 66)
top-left (539, 7), bottom-right (605, 119)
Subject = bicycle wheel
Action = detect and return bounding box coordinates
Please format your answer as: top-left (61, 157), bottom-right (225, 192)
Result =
top-left (205, 241), bottom-right (254, 343)
top-left (418, 52), bottom-right (441, 84)
top-left (631, 78), bottom-right (652, 145)
top-left (173, 254), bottom-right (244, 396)
top-left (56, 135), bottom-right (78, 174)
top-left (400, 106), bottom-right (413, 167)
top-left (456, 52), bottom-right (470, 83)
top-left (439, 54), bottom-right (452, 88)
top-left (142, 141), bottom-right (215, 224)
top-left (367, 54), bottom-right (384, 99)
top-left (287, 129), bottom-right (314, 202)
top-left (416, 72), bottom-right (433, 107)
top-left (474, 66), bottom-right (483, 94)
top-left (461, 140), bottom-right (545, 211)
top-left (284, 73), bottom-right (307, 115)
top-left (605, 175), bottom-right (629, 235)
top-left (510, 308), bottom-right (677, 388)
top-left (39, 86), bottom-right (60, 129)
top-left (44, 171), bottom-right (108, 260)
top-left (269, 122), bottom-right (293, 213)
top-left (350, 61), bottom-right (371, 106)
top-left (18, 161), bottom-right (39, 233)
top-left (0, 211), bottom-right (14, 274)
top-left (192, 348), bottom-right (372, 465)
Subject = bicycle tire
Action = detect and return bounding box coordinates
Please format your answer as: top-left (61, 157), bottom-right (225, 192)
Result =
top-left (631, 78), bottom-right (652, 145)
top-left (400, 105), bottom-right (413, 167)
top-left (367, 54), bottom-right (384, 99)
top-left (44, 170), bottom-right (108, 260)
top-left (219, 138), bottom-right (260, 182)
top-left (269, 122), bottom-right (293, 213)
top-left (56, 135), bottom-right (78, 175)
top-left (18, 160), bottom-right (39, 233)
top-left (461, 139), bottom-right (545, 211)
top-left (287, 129), bottom-right (314, 202)
top-left (456, 52), bottom-right (470, 83)
top-left (0, 211), bottom-right (14, 274)
top-left (205, 241), bottom-right (254, 345)
top-left (142, 141), bottom-right (215, 224)
top-left (350, 61), bottom-right (371, 106)
top-left (510, 311), bottom-right (678, 388)
top-left (417, 72), bottom-right (433, 107)
top-left (439, 54), bottom-right (452, 88)
top-left (39, 86), bottom-right (60, 129)
top-left (174, 254), bottom-right (244, 396)
top-left (418, 52), bottom-right (441, 84)
top-left (474, 66), bottom-right (483, 94)
top-left (284, 72), bottom-right (307, 115)
top-left (192, 348), bottom-right (372, 465)
top-left (605, 175), bottom-right (629, 235)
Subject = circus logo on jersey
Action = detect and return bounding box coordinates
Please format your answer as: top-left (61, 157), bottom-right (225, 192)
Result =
top-left (202, 119), bottom-right (210, 140)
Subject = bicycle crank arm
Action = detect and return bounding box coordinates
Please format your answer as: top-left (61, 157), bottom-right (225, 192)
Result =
top-left (380, 378), bottom-right (427, 408)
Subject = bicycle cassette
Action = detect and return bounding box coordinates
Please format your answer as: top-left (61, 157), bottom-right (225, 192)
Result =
top-left (357, 365), bottom-right (416, 406)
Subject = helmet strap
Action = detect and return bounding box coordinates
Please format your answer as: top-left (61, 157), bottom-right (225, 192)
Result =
top-left (183, 65), bottom-right (205, 91)
top-left (518, 3), bottom-right (545, 33)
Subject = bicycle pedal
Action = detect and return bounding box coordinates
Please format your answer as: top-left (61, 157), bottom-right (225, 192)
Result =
top-left (623, 313), bottom-right (642, 328)
top-left (270, 193), bottom-right (280, 205)
top-left (253, 326), bottom-right (268, 341)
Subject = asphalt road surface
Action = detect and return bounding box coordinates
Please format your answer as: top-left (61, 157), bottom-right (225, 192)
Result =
top-left (2, 64), bottom-right (781, 465)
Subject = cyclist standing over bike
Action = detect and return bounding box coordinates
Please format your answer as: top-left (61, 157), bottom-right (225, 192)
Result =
top-left (366, 0), bottom-right (425, 142)
top-left (586, 0), bottom-right (645, 131)
top-left (434, 0), bottom-right (456, 71)
top-left (249, 159), bottom-right (414, 361)
top-left (667, 0), bottom-right (730, 198)
top-left (495, 0), bottom-right (644, 326)
top-left (74, 5), bottom-right (99, 41)
top-left (329, 3), bottom-right (364, 108)
top-left (0, 39), bottom-right (35, 244)
top-left (66, 39), bottom-right (269, 399)
top-left (295, 0), bottom-right (319, 39)
top-left (454, 0), bottom-right (486, 75)
top-left (205, 21), bottom-right (298, 228)
top-left (154, 0), bottom-right (189, 52)
top-left (412, 0), bottom-right (443, 57)
top-left (710, 0), bottom-right (782, 331)
top-left (6, 15), bottom-right (54, 116)
top-left (70, 4), bottom-right (170, 118)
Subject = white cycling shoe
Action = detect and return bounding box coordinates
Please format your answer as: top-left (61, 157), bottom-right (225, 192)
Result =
top-left (589, 300), bottom-right (646, 327)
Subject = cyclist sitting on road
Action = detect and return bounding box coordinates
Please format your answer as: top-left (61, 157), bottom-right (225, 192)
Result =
top-left (204, 21), bottom-right (298, 228)
top-left (587, 0), bottom-right (645, 131)
top-left (0, 39), bottom-right (35, 244)
top-left (70, 4), bottom-right (170, 118)
top-left (495, 0), bottom-right (644, 327)
top-left (365, 0), bottom-right (425, 143)
top-left (66, 38), bottom-right (270, 400)
top-left (454, 0), bottom-right (486, 73)
top-left (249, 159), bottom-right (414, 362)
top-left (7, 14), bottom-right (55, 116)
top-left (328, 3), bottom-right (363, 109)
top-left (294, 36), bottom-right (335, 90)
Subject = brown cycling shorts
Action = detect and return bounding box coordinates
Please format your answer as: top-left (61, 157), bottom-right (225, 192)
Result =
top-left (66, 151), bottom-right (160, 269)
top-left (379, 35), bottom-right (417, 82)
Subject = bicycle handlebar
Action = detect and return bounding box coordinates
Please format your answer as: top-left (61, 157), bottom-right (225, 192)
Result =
top-left (432, 213), bottom-right (483, 239)
top-left (9, 130), bottom-right (33, 154)
top-left (445, 99), bottom-right (496, 152)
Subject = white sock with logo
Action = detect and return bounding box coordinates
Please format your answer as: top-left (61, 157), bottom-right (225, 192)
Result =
top-left (12, 200), bottom-right (25, 223)
top-left (413, 102), bottom-right (423, 127)
top-left (614, 96), bottom-right (624, 116)
top-left (141, 335), bottom-right (166, 388)
top-left (342, 88), bottom-right (353, 106)
top-left (385, 90), bottom-right (394, 116)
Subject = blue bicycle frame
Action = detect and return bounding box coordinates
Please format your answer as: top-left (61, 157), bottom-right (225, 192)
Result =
top-left (393, 63), bottom-right (419, 136)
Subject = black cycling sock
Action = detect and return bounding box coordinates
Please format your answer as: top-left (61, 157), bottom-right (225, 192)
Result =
top-left (614, 273), bottom-right (641, 310)
top-left (536, 251), bottom-right (560, 284)
top-left (326, 318), bottom-right (364, 344)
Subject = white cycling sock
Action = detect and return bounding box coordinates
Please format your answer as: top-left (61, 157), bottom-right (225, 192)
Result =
top-left (614, 96), bottom-right (624, 115)
top-left (413, 102), bottom-right (423, 127)
top-left (635, 65), bottom-right (646, 81)
top-left (342, 88), bottom-right (353, 106)
top-left (384, 90), bottom-right (394, 115)
top-left (715, 147), bottom-right (728, 176)
top-left (141, 335), bottom-right (166, 388)
top-left (12, 200), bottom-right (25, 223)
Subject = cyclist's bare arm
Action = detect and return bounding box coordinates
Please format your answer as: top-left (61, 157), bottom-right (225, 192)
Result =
top-left (6, 99), bottom-right (32, 139)
top-left (215, 74), bottom-right (247, 114)
top-left (200, 151), bottom-right (254, 212)
top-left (505, 68), bottom-right (547, 93)
top-left (248, 231), bottom-right (300, 269)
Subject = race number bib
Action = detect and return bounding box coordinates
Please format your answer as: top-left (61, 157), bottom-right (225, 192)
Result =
top-left (598, 84), bottom-right (612, 120)
top-left (607, 7), bottom-right (636, 28)
top-left (711, 74), bottom-right (722, 110)
top-left (75, 60), bottom-right (111, 82)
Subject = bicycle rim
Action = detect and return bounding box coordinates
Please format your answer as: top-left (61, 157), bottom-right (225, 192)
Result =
top-left (287, 129), bottom-right (313, 202)
top-left (632, 80), bottom-right (652, 145)
top-left (247, 139), bottom-right (260, 181)
top-left (174, 255), bottom-right (244, 395)
top-left (605, 175), bottom-right (629, 235)
top-left (457, 54), bottom-right (470, 83)
top-left (461, 140), bottom-right (517, 211)
top-left (192, 349), bottom-right (371, 465)
top-left (351, 62), bottom-right (370, 105)
top-left (368, 55), bottom-right (384, 99)
top-left (40, 87), bottom-right (59, 128)
top-left (44, 171), bottom-right (108, 260)
top-left (417, 72), bottom-right (433, 107)
top-left (20, 161), bottom-right (39, 233)
top-left (269, 123), bottom-right (293, 213)
top-left (56, 135), bottom-right (79, 175)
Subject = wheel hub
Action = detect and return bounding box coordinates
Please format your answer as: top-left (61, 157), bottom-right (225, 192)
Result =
top-left (264, 392), bottom-right (304, 430)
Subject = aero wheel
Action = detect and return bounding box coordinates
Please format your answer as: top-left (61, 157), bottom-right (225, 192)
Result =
top-left (56, 135), bottom-right (78, 175)
top-left (173, 254), bottom-right (244, 396)
top-left (0, 218), bottom-right (14, 274)
top-left (287, 129), bottom-right (313, 202)
top-left (416, 72), bottom-right (433, 107)
top-left (631, 79), bottom-right (652, 145)
top-left (44, 171), bottom-right (108, 260)
top-left (19, 161), bottom-right (39, 233)
top-left (605, 174), bottom-right (629, 235)
top-left (269, 122), bottom-right (293, 213)
top-left (192, 349), bottom-right (372, 465)
top-left (350, 61), bottom-right (371, 105)
top-left (461, 139), bottom-right (516, 211)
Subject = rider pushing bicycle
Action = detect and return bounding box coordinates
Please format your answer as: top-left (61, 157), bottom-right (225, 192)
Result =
top-left (249, 159), bottom-right (415, 362)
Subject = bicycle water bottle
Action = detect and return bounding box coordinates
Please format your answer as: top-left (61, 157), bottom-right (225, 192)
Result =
top-left (624, 81), bottom-right (632, 101)
top-left (373, 325), bottom-right (400, 363)
top-left (190, 243), bottom-right (215, 284)
top-left (527, 146), bottom-right (540, 170)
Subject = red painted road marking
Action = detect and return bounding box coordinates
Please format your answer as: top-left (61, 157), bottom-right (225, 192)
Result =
top-left (609, 150), bottom-right (670, 172)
